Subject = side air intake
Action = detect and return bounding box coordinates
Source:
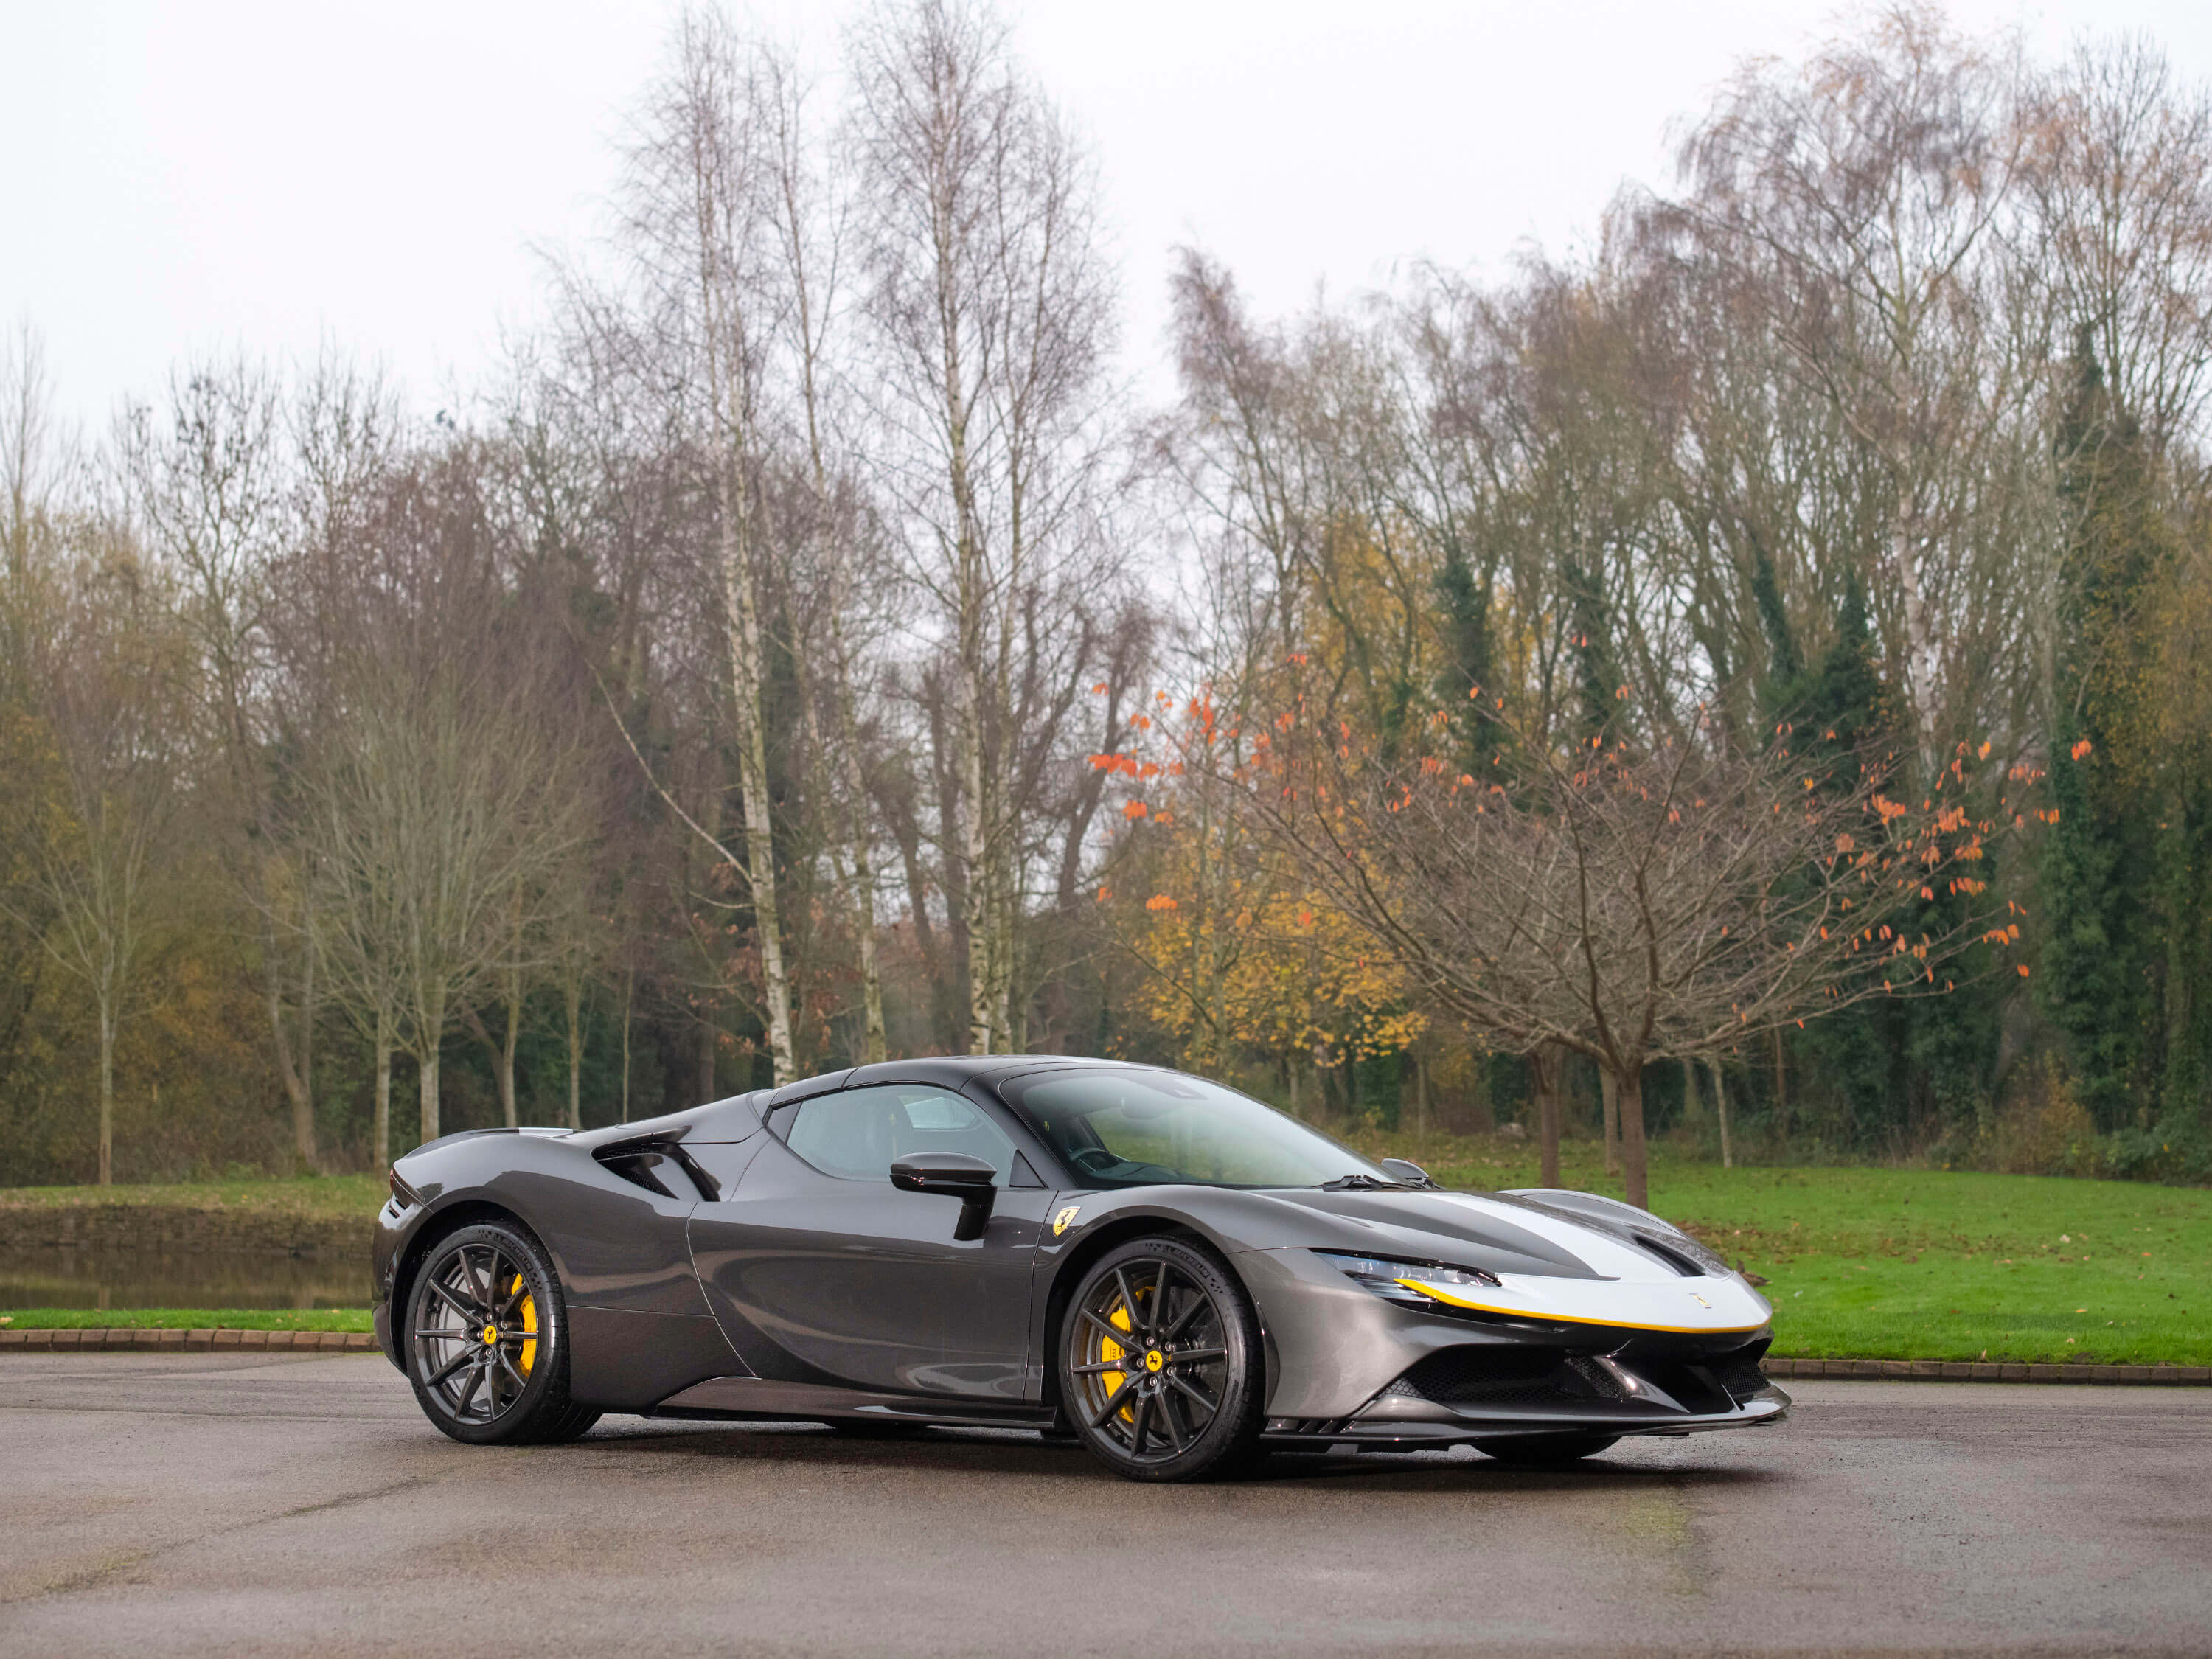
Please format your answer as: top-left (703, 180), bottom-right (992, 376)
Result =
top-left (594, 1140), bottom-right (718, 1201)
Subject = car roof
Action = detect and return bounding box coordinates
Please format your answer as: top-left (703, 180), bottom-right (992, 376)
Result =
top-left (830, 1052), bottom-right (1132, 1094)
top-left (574, 1054), bottom-right (1161, 1147)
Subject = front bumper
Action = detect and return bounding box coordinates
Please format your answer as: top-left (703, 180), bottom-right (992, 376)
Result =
top-left (1234, 1245), bottom-right (1787, 1434)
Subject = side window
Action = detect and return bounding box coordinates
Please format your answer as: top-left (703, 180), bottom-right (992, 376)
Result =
top-left (780, 1086), bottom-right (1018, 1184)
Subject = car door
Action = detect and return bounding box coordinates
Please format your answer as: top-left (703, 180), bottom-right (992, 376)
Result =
top-left (686, 1084), bottom-right (1057, 1402)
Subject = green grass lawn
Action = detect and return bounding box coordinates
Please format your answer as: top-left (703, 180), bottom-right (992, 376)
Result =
top-left (0, 1173), bottom-right (386, 1222)
top-left (4, 1150), bottom-right (2207, 1364)
top-left (0, 1307), bottom-right (372, 1332)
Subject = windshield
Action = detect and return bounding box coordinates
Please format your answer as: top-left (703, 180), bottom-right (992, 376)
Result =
top-left (998, 1068), bottom-right (1394, 1189)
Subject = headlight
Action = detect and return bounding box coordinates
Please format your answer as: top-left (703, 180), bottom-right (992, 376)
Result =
top-left (1315, 1251), bottom-right (1500, 1307)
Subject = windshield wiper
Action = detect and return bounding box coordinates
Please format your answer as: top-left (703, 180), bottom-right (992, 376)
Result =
top-left (1318, 1173), bottom-right (1408, 1191)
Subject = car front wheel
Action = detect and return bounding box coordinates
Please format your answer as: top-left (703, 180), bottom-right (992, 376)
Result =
top-left (1058, 1237), bottom-right (1265, 1483)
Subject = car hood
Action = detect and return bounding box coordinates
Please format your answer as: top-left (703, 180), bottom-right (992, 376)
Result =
top-left (1256, 1186), bottom-right (1707, 1283)
top-left (1220, 1186), bottom-right (1773, 1334)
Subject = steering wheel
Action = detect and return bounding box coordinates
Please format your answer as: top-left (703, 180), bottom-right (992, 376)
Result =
top-left (1067, 1145), bottom-right (1126, 1178)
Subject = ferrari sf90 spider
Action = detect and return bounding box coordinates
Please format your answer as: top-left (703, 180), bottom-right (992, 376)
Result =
top-left (373, 1055), bottom-right (1787, 1481)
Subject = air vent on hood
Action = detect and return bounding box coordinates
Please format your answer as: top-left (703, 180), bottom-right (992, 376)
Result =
top-left (1632, 1233), bottom-right (1708, 1277)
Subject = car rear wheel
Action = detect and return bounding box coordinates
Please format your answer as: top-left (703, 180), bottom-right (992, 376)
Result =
top-left (1474, 1433), bottom-right (1620, 1465)
top-left (1059, 1237), bottom-right (1264, 1483)
top-left (406, 1221), bottom-right (594, 1445)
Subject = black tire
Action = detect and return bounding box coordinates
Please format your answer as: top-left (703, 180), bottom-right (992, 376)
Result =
top-left (404, 1220), bottom-right (585, 1446)
top-left (1058, 1236), bottom-right (1265, 1483)
top-left (1475, 1433), bottom-right (1620, 1466)
top-left (534, 1402), bottom-right (603, 1444)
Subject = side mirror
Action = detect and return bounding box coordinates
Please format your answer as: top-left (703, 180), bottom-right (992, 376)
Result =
top-left (890, 1152), bottom-right (999, 1241)
top-left (1378, 1157), bottom-right (1437, 1189)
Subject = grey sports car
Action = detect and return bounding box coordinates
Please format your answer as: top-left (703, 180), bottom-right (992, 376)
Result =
top-left (372, 1055), bottom-right (1787, 1481)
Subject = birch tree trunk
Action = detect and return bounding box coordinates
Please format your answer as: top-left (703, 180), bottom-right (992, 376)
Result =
top-left (802, 669), bottom-right (887, 1065)
top-left (1709, 1059), bottom-right (1733, 1170)
top-left (849, 3), bottom-right (1116, 1057)
top-left (828, 623), bottom-right (887, 1064)
top-left (771, 55), bottom-right (886, 1069)
top-left (715, 477), bottom-right (795, 1085)
top-left (658, 10), bottom-right (794, 1086)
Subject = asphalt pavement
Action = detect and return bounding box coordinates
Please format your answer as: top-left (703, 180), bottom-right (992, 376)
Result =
top-left (2, 1352), bottom-right (2207, 1658)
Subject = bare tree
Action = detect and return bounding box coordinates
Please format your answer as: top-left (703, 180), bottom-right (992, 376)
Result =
top-left (849, 0), bottom-right (1121, 1054)
top-left (307, 741), bottom-right (407, 1172)
top-left (3, 522), bottom-right (186, 1183)
top-left (1676, 4), bottom-right (2034, 773)
top-left (123, 359), bottom-right (328, 1166)
top-left (613, 5), bottom-right (797, 1083)
top-left (1237, 693), bottom-right (2008, 1207)
top-left (2021, 35), bottom-right (2212, 459)
top-left (312, 655), bottom-right (586, 1145)
top-left (0, 324), bottom-right (72, 1102)
top-left (543, 857), bottom-right (616, 1132)
top-left (763, 42), bottom-right (890, 1064)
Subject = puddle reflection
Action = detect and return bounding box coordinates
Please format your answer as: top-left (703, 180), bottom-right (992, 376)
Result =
top-left (0, 1245), bottom-right (371, 1309)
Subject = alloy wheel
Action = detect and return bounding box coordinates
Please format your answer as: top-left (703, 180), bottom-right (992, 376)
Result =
top-left (411, 1237), bottom-right (542, 1428)
top-left (1067, 1256), bottom-right (1230, 1464)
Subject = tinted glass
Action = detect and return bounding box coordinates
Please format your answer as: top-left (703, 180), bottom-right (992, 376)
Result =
top-left (999, 1068), bottom-right (1391, 1189)
top-left (779, 1085), bottom-right (1017, 1183)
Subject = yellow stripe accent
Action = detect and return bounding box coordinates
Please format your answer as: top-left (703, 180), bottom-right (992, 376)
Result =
top-left (1394, 1278), bottom-right (1768, 1335)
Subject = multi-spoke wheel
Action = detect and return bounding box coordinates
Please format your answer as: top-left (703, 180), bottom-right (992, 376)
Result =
top-left (406, 1221), bottom-right (598, 1445)
top-left (1059, 1237), bottom-right (1264, 1482)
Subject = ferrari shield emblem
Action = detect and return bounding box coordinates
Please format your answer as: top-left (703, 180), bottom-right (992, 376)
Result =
top-left (1052, 1206), bottom-right (1081, 1237)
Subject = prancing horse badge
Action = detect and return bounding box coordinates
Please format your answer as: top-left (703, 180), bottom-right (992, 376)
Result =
top-left (1052, 1206), bottom-right (1081, 1237)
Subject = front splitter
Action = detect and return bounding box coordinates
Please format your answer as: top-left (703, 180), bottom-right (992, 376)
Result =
top-left (1262, 1386), bottom-right (1790, 1447)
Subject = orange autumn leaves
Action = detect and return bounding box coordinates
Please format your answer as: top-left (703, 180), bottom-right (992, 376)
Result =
top-left (1089, 686), bottom-right (1422, 1072)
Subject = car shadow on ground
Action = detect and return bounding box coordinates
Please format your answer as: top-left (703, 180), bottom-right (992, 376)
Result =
top-left (567, 1419), bottom-right (1786, 1494)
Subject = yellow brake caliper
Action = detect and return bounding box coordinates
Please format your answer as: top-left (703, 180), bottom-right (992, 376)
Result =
top-left (1097, 1296), bottom-right (1141, 1422)
top-left (512, 1275), bottom-right (537, 1374)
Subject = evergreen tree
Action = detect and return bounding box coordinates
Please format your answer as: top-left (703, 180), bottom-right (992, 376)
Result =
top-left (2039, 330), bottom-right (2171, 1131)
top-left (1562, 554), bottom-right (1623, 743)
top-left (1749, 532), bottom-right (1801, 694)
top-left (1764, 568), bottom-right (2003, 1145)
top-left (1433, 543), bottom-right (1496, 780)
top-left (1769, 576), bottom-right (1907, 1144)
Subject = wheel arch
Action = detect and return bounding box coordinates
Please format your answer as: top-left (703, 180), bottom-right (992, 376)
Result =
top-left (389, 1199), bottom-right (551, 1349)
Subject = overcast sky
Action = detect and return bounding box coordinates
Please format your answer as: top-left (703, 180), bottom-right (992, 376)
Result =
top-left (6, 1), bottom-right (2211, 431)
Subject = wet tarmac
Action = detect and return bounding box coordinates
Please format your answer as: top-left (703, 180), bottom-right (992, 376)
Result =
top-left (2, 1354), bottom-right (2206, 1656)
